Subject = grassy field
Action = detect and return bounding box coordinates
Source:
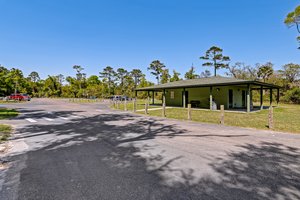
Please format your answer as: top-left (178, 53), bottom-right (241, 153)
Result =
top-left (0, 100), bottom-right (23, 104)
top-left (68, 98), bottom-right (104, 103)
top-left (111, 100), bottom-right (300, 133)
top-left (0, 124), bottom-right (13, 142)
top-left (110, 99), bottom-right (161, 111)
top-left (0, 108), bottom-right (18, 142)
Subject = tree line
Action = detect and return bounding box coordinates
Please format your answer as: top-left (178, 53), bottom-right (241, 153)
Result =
top-left (0, 45), bottom-right (299, 103)
top-left (0, 64), bottom-right (154, 99)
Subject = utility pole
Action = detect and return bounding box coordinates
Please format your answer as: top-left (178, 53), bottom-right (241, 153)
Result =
top-left (15, 79), bottom-right (18, 96)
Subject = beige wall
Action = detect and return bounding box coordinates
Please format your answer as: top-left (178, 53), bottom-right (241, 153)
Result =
top-left (165, 88), bottom-right (183, 106)
top-left (165, 86), bottom-right (247, 109)
top-left (231, 86), bottom-right (247, 108)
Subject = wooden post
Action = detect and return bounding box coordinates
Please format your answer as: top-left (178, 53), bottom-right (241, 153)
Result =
top-left (268, 106), bottom-right (273, 129)
top-left (276, 88), bottom-right (280, 105)
top-left (124, 99), bottom-right (127, 111)
top-left (145, 102), bottom-right (148, 114)
top-left (162, 90), bottom-right (166, 117)
top-left (187, 104), bottom-right (191, 120)
top-left (270, 88), bottom-right (273, 106)
top-left (147, 91), bottom-right (150, 104)
top-left (117, 101), bottom-right (120, 109)
top-left (260, 86), bottom-right (263, 110)
top-left (247, 84), bottom-right (251, 113)
top-left (183, 88), bottom-right (186, 108)
top-left (210, 86), bottom-right (213, 110)
top-left (133, 98), bottom-right (137, 112)
top-left (220, 105), bottom-right (224, 125)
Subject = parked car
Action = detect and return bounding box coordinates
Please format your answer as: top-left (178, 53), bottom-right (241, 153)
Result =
top-left (121, 96), bottom-right (131, 101)
top-left (8, 93), bottom-right (31, 101)
top-left (110, 95), bottom-right (122, 101)
top-left (110, 95), bottom-right (131, 101)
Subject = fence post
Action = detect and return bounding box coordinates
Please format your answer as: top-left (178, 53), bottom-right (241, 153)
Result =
top-left (145, 102), bottom-right (148, 114)
top-left (124, 99), bottom-right (127, 111)
top-left (220, 105), bottom-right (224, 125)
top-left (268, 106), bottom-right (273, 129)
top-left (162, 103), bottom-right (166, 117)
top-left (133, 98), bottom-right (137, 112)
top-left (187, 104), bottom-right (191, 120)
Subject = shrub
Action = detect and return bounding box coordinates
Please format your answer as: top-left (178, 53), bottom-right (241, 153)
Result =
top-left (284, 88), bottom-right (300, 104)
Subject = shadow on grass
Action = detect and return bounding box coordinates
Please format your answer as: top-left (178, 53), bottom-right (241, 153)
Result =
top-left (2, 112), bottom-right (300, 199)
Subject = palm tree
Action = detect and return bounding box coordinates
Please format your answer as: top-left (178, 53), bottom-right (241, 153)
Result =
top-left (185, 66), bottom-right (199, 79)
top-left (257, 62), bottom-right (274, 82)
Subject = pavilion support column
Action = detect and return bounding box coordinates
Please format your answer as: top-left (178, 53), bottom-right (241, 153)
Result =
top-left (247, 84), bottom-right (251, 113)
top-left (210, 86), bottom-right (213, 111)
top-left (270, 88), bottom-right (273, 106)
top-left (183, 88), bottom-right (186, 108)
top-left (276, 88), bottom-right (280, 105)
top-left (152, 91), bottom-right (155, 105)
top-left (260, 86), bottom-right (263, 110)
top-left (147, 91), bottom-right (150, 104)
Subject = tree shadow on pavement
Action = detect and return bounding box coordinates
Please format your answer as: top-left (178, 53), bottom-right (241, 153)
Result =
top-left (2, 112), bottom-right (300, 200)
top-left (176, 142), bottom-right (300, 200)
top-left (13, 108), bottom-right (85, 120)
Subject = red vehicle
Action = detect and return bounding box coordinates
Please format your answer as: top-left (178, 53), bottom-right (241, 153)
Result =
top-left (8, 93), bottom-right (31, 101)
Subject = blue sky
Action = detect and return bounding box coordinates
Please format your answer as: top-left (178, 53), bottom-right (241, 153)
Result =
top-left (0, 0), bottom-right (299, 82)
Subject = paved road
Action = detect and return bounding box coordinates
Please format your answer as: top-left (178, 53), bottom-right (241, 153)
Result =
top-left (0, 99), bottom-right (300, 200)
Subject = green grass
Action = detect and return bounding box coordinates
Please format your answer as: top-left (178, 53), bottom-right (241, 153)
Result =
top-left (0, 108), bottom-right (17, 142)
top-left (0, 100), bottom-right (23, 104)
top-left (125, 103), bottom-right (300, 134)
top-left (110, 99), bottom-right (161, 111)
top-left (68, 98), bottom-right (104, 103)
top-left (0, 124), bottom-right (12, 142)
top-left (0, 108), bottom-right (18, 119)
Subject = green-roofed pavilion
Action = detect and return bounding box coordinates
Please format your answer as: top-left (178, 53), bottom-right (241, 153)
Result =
top-left (135, 76), bottom-right (280, 112)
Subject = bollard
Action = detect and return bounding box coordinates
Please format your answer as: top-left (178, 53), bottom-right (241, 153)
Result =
top-left (268, 106), bottom-right (273, 129)
top-left (187, 104), bottom-right (191, 120)
top-left (124, 99), bottom-right (127, 111)
top-left (145, 102), bottom-right (148, 114)
top-left (220, 105), bottom-right (224, 125)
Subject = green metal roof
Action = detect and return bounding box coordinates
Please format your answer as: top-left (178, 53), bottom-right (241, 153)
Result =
top-left (135, 76), bottom-right (280, 91)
